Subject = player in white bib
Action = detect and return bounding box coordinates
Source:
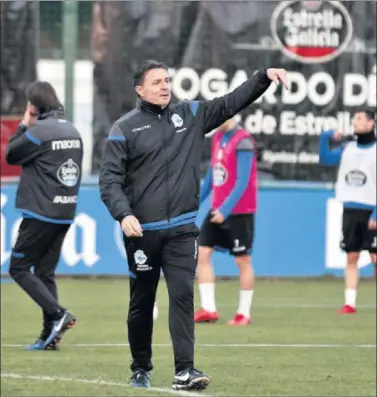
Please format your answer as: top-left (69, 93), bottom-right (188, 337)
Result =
top-left (319, 109), bottom-right (376, 314)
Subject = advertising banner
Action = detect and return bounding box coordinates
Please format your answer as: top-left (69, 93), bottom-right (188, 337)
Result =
top-left (1, 183), bottom-right (373, 278)
top-left (91, 1), bottom-right (376, 181)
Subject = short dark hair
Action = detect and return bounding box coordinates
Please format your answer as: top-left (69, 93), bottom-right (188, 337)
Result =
top-left (133, 60), bottom-right (168, 87)
top-left (355, 109), bottom-right (376, 121)
top-left (26, 81), bottom-right (62, 114)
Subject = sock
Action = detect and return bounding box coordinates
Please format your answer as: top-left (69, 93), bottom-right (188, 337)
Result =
top-left (199, 283), bottom-right (216, 312)
top-left (345, 289), bottom-right (357, 308)
top-left (237, 290), bottom-right (254, 318)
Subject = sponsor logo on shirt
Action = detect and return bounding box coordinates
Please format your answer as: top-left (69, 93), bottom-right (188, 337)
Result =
top-left (53, 195), bottom-right (78, 204)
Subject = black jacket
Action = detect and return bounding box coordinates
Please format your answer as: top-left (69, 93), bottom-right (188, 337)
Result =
top-left (5, 110), bottom-right (83, 223)
top-left (99, 69), bottom-right (271, 229)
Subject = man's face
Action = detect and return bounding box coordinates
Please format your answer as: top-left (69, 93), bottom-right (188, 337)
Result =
top-left (135, 68), bottom-right (171, 107)
top-left (353, 111), bottom-right (374, 134)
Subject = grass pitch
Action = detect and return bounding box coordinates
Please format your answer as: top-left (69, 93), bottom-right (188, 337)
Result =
top-left (1, 278), bottom-right (376, 396)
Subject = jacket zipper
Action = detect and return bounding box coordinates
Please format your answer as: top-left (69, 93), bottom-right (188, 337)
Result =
top-left (159, 113), bottom-right (171, 222)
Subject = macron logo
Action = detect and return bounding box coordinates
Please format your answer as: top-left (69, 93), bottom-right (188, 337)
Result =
top-left (132, 125), bottom-right (151, 133)
top-left (52, 139), bottom-right (81, 150)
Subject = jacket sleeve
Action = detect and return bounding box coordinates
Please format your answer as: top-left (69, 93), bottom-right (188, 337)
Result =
top-left (5, 124), bottom-right (47, 166)
top-left (192, 69), bottom-right (272, 134)
top-left (318, 129), bottom-right (345, 166)
top-left (199, 166), bottom-right (212, 204)
top-left (99, 123), bottom-right (133, 222)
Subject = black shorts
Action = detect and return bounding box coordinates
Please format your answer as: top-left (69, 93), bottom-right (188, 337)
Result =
top-left (198, 212), bottom-right (254, 256)
top-left (340, 208), bottom-right (377, 254)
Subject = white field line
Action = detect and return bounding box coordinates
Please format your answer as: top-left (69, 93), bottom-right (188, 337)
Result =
top-left (213, 303), bottom-right (376, 308)
top-left (0, 372), bottom-right (213, 397)
top-left (2, 343), bottom-right (376, 348)
top-left (141, 303), bottom-right (376, 309)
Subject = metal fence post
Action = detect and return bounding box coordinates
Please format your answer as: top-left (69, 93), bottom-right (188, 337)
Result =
top-left (63, 0), bottom-right (78, 122)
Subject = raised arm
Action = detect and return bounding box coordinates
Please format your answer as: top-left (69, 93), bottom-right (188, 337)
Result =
top-left (5, 124), bottom-right (47, 166)
top-left (192, 68), bottom-right (288, 134)
top-left (318, 129), bottom-right (345, 166)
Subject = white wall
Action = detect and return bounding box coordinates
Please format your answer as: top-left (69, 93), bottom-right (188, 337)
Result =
top-left (37, 60), bottom-right (93, 176)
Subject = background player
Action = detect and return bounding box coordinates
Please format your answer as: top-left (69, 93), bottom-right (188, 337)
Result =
top-left (319, 109), bottom-right (376, 313)
top-left (195, 117), bottom-right (257, 326)
top-left (6, 81), bottom-right (82, 349)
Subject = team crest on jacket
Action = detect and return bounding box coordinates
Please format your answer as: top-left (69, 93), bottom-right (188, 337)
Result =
top-left (171, 113), bottom-right (183, 128)
top-left (57, 158), bottom-right (79, 187)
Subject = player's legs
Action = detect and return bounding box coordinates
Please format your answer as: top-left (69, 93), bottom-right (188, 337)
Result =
top-left (34, 224), bottom-right (71, 349)
top-left (162, 226), bottom-right (197, 373)
top-left (195, 212), bottom-right (222, 322)
top-left (233, 254), bottom-right (254, 320)
top-left (343, 251), bottom-right (360, 311)
top-left (227, 214), bottom-right (255, 325)
top-left (197, 246), bottom-right (216, 309)
top-left (9, 219), bottom-right (75, 349)
top-left (368, 227), bottom-right (376, 276)
top-left (128, 275), bottom-right (160, 372)
top-left (236, 254), bottom-right (254, 291)
top-left (162, 224), bottom-right (211, 391)
top-left (123, 231), bottom-right (162, 387)
top-left (9, 219), bottom-right (66, 317)
top-left (339, 209), bottom-right (371, 313)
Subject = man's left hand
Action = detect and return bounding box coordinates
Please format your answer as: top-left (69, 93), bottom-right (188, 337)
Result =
top-left (369, 220), bottom-right (376, 230)
top-left (266, 68), bottom-right (289, 90)
top-left (210, 210), bottom-right (224, 224)
top-left (21, 103), bottom-right (39, 127)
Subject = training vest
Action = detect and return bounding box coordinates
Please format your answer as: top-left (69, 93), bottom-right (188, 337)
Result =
top-left (336, 141), bottom-right (376, 206)
top-left (211, 129), bottom-right (257, 214)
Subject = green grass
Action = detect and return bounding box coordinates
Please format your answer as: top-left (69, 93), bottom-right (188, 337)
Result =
top-left (1, 278), bottom-right (376, 396)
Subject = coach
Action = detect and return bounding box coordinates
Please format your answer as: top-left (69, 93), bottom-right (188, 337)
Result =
top-left (99, 60), bottom-right (288, 391)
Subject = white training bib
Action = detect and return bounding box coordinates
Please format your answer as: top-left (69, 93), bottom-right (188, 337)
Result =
top-left (335, 141), bottom-right (376, 206)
